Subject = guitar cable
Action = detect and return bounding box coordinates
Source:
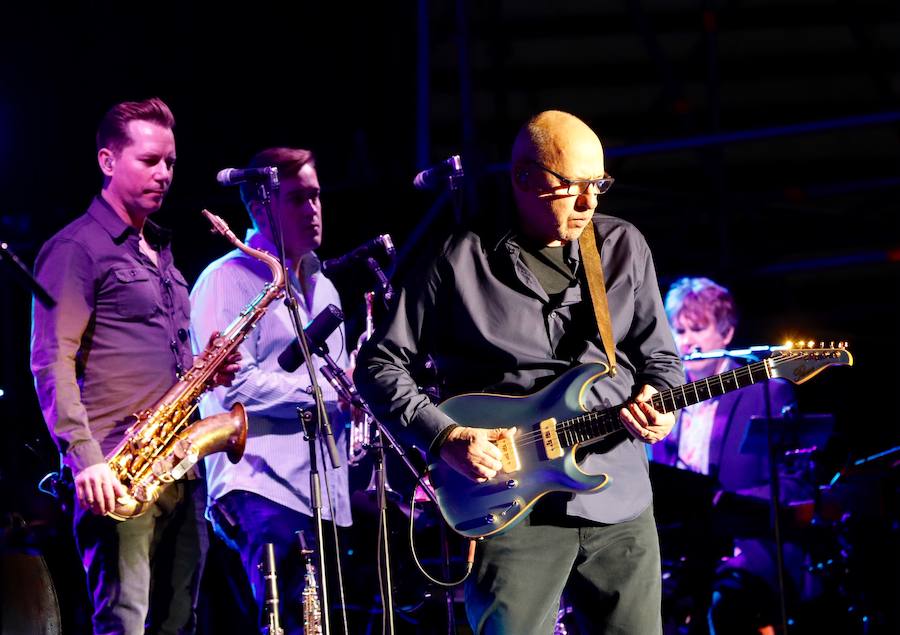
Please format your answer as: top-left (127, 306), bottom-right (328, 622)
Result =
top-left (407, 488), bottom-right (477, 587)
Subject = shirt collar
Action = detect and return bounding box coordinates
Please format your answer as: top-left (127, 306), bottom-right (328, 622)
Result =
top-left (87, 195), bottom-right (135, 244)
top-left (244, 228), bottom-right (321, 275)
top-left (492, 229), bottom-right (582, 266)
top-left (87, 194), bottom-right (172, 247)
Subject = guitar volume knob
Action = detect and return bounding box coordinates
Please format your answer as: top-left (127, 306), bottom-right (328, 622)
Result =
top-left (506, 479), bottom-right (518, 489)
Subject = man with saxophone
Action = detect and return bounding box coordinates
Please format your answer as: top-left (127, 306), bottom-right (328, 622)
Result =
top-left (355, 111), bottom-right (684, 634)
top-left (30, 97), bottom-right (239, 634)
top-left (190, 147), bottom-right (352, 635)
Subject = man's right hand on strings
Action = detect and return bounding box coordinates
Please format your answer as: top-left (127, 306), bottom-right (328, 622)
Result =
top-left (439, 426), bottom-right (517, 482)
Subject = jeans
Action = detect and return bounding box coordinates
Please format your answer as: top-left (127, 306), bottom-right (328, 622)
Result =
top-left (465, 502), bottom-right (662, 635)
top-left (73, 479), bottom-right (208, 635)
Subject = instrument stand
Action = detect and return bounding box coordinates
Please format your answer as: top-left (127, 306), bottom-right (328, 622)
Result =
top-left (318, 355), bottom-right (444, 634)
top-left (261, 169), bottom-right (344, 635)
top-left (297, 405), bottom-right (331, 635)
top-left (371, 439), bottom-right (395, 634)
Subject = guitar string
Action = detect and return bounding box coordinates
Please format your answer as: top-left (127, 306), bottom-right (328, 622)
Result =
top-left (504, 356), bottom-right (788, 450)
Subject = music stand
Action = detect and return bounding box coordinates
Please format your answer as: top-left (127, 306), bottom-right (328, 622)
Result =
top-left (740, 410), bottom-right (834, 632)
top-left (742, 413), bottom-right (834, 456)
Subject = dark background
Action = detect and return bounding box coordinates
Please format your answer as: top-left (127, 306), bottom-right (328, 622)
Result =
top-left (1, 0), bottom-right (897, 632)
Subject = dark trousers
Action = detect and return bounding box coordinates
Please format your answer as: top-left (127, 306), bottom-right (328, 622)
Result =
top-left (209, 490), bottom-right (332, 635)
top-left (73, 479), bottom-right (208, 635)
top-left (465, 504), bottom-right (662, 635)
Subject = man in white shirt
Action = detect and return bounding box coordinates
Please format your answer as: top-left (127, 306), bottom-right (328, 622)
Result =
top-left (190, 147), bottom-right (351, 634)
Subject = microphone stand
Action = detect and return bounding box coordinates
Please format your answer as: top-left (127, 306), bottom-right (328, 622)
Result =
top-left (684, 345), bottom-right (790, 633)
top-left (1, 240), bottom-right (56, 308)
top-left (365, 257), bottom-right (393, 310)
top-left (260, 171), bottom-right (341, 635)
top-left (319, 354), bottom-right (441, 635)
top-left (764, 385), bottom-right (790, 635)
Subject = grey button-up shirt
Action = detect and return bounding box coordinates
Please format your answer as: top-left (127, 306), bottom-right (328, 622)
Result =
top-left (355, 213), bottom-right (684, 523)
top-left (31, 196), bottom-right (194, 473)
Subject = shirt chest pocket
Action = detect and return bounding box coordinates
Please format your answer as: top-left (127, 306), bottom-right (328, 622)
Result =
top-left (111, 267), bottom-right (158, 320)
top-left (168, 269), bottom-right (192, 320)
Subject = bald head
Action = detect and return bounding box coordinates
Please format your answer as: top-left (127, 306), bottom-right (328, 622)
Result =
top-left (510, 111), bottom-right (608, 246)
top-left (511, 110), bottom-right (605, 179)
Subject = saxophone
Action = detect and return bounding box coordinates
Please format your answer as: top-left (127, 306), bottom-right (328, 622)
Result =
top-left (298, 531), bottom-right (323, 635)
top-left (104, 209), bottom-right (286, 521)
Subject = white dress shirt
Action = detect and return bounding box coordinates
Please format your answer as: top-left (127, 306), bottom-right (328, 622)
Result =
top-left (190, 228), bottom-right (352, 526)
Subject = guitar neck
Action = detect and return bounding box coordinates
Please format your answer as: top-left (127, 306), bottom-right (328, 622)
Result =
top-left (559, 358), bottom-right (771, 449)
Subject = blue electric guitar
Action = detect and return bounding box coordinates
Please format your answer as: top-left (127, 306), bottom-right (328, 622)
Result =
top-left (428, 343), bottom-right (853, 538)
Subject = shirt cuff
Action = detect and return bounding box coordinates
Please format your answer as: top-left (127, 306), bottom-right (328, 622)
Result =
top-left (409, 403), bottom-right (459, 456)
top-left (65, 439), bottom-right (105, 474)
top-left (428, 424), bottom-right (459, 456)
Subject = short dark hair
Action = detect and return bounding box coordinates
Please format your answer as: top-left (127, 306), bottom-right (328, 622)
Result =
top-left (239, 147), bottom-right (316, 209)
top-left (665, 277), bottom-right (737, 336)
top-left (96, 97), bottom-right (175, 154)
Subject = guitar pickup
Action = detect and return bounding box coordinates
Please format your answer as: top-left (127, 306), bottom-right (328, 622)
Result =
top-left (540, 418), bottom-right (564, 459)
top-left (495, 436), bottom-right (521, 473)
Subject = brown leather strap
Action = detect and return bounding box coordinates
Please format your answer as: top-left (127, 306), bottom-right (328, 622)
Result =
top-left (578, 225), bottom-right (618, 376)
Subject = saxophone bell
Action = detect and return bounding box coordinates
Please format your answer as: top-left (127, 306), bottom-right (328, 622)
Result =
top-left (107, 403), bottom-right (248, 521)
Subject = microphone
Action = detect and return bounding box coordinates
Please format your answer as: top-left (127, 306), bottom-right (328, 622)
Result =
top-left (321, 235), bottom-right (395, 277)
top-left (277, 304), bottom-right (344, 372)
top-left (366, 257), bottom-right (394, 305)
top-left (412, 155), bottom-right (463, 190)
top-left (216, 166), bottom-right (278, 186)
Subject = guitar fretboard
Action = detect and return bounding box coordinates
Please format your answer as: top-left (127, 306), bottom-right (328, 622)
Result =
top-left (556, 358), bottom-right (772, 448)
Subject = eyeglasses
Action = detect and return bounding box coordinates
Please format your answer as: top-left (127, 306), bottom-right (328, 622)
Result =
top-left (528, 161), bottom-right (614, 196)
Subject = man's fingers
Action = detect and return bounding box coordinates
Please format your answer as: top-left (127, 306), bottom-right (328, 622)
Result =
top-left (112, 477), bottom-right (127, 499)
top-left (470, 447), bottom-right (502, 472)
top-left (77, 482), bottom-right (91, 508)
top-left (470, 462), bottom-right (498, 482)
top-left (628, 402), bottom-right (649, 426)
top-left (619, 407), bottom-right (650, 441)
top-left (89, 480), bottom-right (105, 514)
top-left (101, 478), bottom-right (117, 515)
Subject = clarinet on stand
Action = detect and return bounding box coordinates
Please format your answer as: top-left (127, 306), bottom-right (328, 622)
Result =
top-left (260, 543), bottom-right (284, 635)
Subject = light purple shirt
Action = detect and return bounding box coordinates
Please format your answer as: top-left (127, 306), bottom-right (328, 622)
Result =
top-left (190, 229), bottom-right (352, 526)
top-left (31, 196), bottom-right (194, 472)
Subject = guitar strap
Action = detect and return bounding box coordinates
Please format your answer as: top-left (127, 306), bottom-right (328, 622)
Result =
top-left (578, 224), bottom-right (618, 377)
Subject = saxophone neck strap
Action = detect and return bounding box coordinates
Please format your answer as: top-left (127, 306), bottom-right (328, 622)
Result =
top-left (578, 224), bottom-right (618, 377)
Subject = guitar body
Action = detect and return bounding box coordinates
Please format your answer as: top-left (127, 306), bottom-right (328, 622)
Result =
top-left (428, 363), bottom-right (613, 538)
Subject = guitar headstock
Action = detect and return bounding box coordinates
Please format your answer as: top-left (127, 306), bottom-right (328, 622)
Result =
top-left (769, 340), bottom-right (853, 384)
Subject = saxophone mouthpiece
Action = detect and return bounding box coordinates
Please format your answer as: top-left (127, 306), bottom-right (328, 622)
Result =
top-left (202, 209), bottom-right (231, 238)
